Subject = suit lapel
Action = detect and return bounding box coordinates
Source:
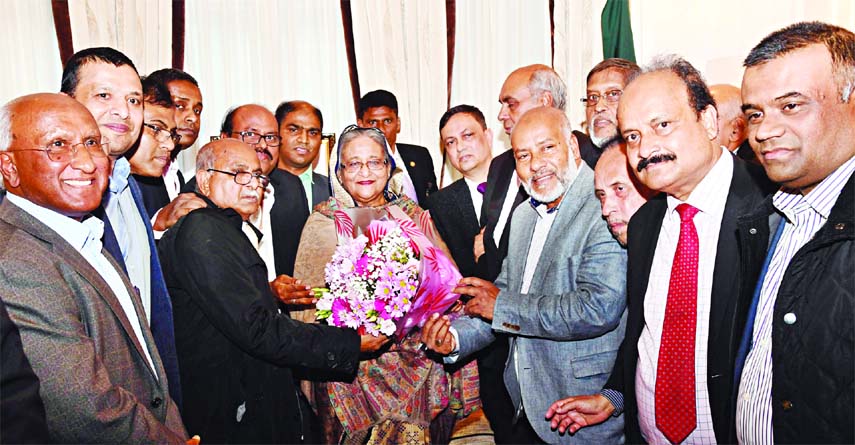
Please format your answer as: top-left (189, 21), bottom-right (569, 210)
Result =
top-left (450, 181), bottom-right (480, 234)
top-left (484, 151), bottom-right (515, 228)
top-left (628, 195), bottom-right (667, 342)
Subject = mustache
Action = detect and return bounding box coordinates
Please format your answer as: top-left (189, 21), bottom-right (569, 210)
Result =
top-left (255, 147), bottom-right (273, 159)
top-left (637, 153), bottom-right (676, 172)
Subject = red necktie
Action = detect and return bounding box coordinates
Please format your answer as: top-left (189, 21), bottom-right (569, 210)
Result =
top-left (655, 203), bottom-right (699, 444)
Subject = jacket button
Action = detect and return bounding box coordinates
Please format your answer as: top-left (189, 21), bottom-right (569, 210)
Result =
top-left (783, 312), bottom-right (797, 325)
top-left (151, 397), bottom-right (162, 408)
top-left (835, 223), bottom-right (846, 230)
top-left (782, 400), bottom-right (793, 410)
top-left (326, 352), bottom-right (336, 361)
top-left (749, 227), bottom-right (757, 235)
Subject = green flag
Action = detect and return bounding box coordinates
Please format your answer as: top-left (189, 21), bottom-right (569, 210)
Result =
top-left (601, 0), bottom-right (636, 62)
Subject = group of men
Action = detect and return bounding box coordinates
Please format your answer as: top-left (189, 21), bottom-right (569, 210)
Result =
top-left (0, 19), bottom-right (851, 445)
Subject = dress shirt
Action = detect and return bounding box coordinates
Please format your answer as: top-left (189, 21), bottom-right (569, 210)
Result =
top-left (6, 193), bottom-right (157, 375)
top-left (493, 169), bottom-right (520, 246)
top-left (104, 158), bottom-right (152, 321)
top-left (736, 155), bottom-right (855, 445)
top-left (163, 161), bottom-right (182, 201)
top-left (636, 149), bottom-right (733, 444)
top-left (463, 176), bottom-right (484, 222)
top-left (249, 182), bottom-right (277, 281)
top-left (297, 169), bottom-right (314, 212)
top-left (391, 145), bottom-right (419, 204)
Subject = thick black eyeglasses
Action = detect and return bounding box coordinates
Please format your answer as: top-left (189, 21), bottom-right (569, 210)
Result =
top-left (206, 169), bottom-right (270, 187)
top-left (231, 131), bottom-right (281, 147)
top-left (143, 123), bottom-right (181, 144)
top-left (7, 139), bottom-right (110, 163)
top-left (580, 89), bottom-right (623, 107)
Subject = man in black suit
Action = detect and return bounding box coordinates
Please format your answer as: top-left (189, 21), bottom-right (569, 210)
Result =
top-left (158, 139), bottom-right (384, 444)
top-left (357, 89), bottom-right (437, 207)
top-left (275, 100), bottom-right (331, 211)
top-left (546, 56), bottom-right (774, 444)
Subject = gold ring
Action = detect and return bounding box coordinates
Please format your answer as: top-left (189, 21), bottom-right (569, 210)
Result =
top-left (435, 339), bottom-right (444, 346)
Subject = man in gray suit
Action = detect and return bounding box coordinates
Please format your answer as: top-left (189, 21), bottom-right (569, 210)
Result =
top-left (422, 106), bottom-right (627, 444)
top-left (0, 93), bottom-right (188, 443)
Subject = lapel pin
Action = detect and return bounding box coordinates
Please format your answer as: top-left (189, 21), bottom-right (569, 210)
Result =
top-left (409, 161), bottom-right (416, 167)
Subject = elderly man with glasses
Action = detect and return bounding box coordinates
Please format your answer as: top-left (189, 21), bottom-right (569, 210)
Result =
top-left (157, 138), bottom-right (385, 444)
top-left (580, 58), bottom-right (641, 168)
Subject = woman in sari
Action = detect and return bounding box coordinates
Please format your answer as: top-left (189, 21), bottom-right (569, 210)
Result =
top-left (282, 125), bottom-right (492, 444)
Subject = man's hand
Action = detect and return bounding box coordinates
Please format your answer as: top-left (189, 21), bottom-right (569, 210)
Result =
top-left (455, 277), bottom-right (499, 321)
top-left (544, 394), bottom-right (614, 435)
top-left (419, 313), bottom-right (455, 355)
top-left (269, 275), bottom-right (316, 306)
top-left (473, 227), bottom-right (486, 260)
top-left (359, 334), bottom-right (391, 354)
top-left (153, 193), bottom-right (206, 231)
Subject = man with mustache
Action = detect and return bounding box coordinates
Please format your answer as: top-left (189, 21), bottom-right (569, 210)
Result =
top-left (545, 56), bottom-right (774, 444)
top-left (422, 106), bottom-right (628, 444)
top-left (60, 47), bottom-right (183, 409)
top-left (582, 58), bottom-right (641, 167)
top-left (158, 139), bottom-right (382, 444)
top-left (275, 100), bottom-right (331, 211)
top-left (594, 139), bottom-right (652, 247)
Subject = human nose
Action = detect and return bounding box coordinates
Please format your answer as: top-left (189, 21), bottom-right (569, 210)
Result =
top-left (68, 145), bottom-right (98, 173)
top-left (297, 129), bottom-right (308, 144)
top-left (184, 110), bottom-right (198, 125)
top-left (593, 96), bottom-right (609, 113)
top-left (601, 194), bottom-right (617, 217)
top-left (497, 104), bottom-right (510, 122)
top-left (110, 97), bottom-right (130, 120)
top-left (752, 113), bottom-right (785, 144)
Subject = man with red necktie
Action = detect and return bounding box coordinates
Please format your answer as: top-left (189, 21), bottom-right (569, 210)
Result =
top-left (546, 56), bottom-right (775, 444)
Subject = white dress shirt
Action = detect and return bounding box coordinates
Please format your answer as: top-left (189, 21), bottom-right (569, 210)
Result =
top-left (493, 168), bottom-right (520, 243)
top-left (7, 193), bottom-right (158, 375)
top-left (636, 149), bottom-right (733, 445)
top-left (104, 158), bottom-right (152, 321)
top-left (249, 182), bottom-right (277, 281)
top-left (463, 177), bottom-right (484, 222)
top-left (163, 161), bottom-right (182, 201)
top-left (736, 155), bottom-right (855, 445)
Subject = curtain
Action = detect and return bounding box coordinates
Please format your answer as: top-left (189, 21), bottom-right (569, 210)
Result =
top-left (350, 0), bottom-right (449, 181)
top-left (601, 0), bottom-right (635, 61)
top-left (0, 1), bottom-right (61, 104)
top-left (180, 0), bottom-right (353, 175)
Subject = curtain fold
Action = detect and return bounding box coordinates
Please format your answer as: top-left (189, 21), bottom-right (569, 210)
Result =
top-left (0, 1), bottom-right (62, 104)
top-left (601, 0), bottom-right (636, 61)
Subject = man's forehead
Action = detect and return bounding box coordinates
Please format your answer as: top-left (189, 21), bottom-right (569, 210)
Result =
top-left (234, 109), bottom-right (277, 130)
top-left (363, 106), bottom-right (397, 118)
top-left (588, 68), bottom-right (627, 90)
top-left (742, 45), bottom-right (834, 103)
top-left (145, 103), bottom-right (176, 125)
top-left (284, 107), bottom-right (320, 125)
top-left (442, 114), bottom-right (481, 135)
top-left (78, 62), bottom-right (141, 88)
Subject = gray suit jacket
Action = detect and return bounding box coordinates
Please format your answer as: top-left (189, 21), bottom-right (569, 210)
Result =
top-left (0, 200), bottom-right (187, 443)
top-left (453, 164), bottom-right (627, 444)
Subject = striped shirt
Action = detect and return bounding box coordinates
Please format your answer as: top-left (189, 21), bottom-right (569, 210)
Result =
top-left (736, 155), bottom-right (855, 444)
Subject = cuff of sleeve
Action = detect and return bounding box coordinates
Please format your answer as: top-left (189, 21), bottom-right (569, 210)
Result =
top-left (151, 209), bottom-right (165, 240)
top-left (442, 326), bottom-right (461, 364)
top-left (600, 389), bottom-right (624, 416)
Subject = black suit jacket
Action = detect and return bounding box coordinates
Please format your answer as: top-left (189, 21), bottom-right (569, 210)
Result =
top-left (397, 143), bottom-right (438, 208)
top-left (479, 150), bottom-right (528, 282)
top-left (604, 157), bottom-right (775, 444)
top-left (311, 172), bottom-right (331, 209)
top-left (133, 174), bottom-right (171, 219)
top-left (270, 169), bottom-right (311, 276)
top-left (428, 179), bottom-right (480, 277)
top-left (575, 130), bottom-right (603, 169)
top-left (158, 195), bottom-right (359, 444)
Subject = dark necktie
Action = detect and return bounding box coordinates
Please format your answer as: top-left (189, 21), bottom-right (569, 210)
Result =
top-left (656, 203), bottom-right (699, 444)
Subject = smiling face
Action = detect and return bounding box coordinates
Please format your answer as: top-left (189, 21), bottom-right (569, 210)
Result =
top-left (594, 144), bottom-right (649, 246)
top-left (742, 44), bottom-right (855, 194)
top-left (586, 68), bottom-right (627, 147)
top-left (618, 70), bottom-right (720, 201)
top-left (511, 107), bottom-right (580, 208)
top-left (168, 79), bottom-right (203, 150)
top-left (69, 62), bottom-right (143, 157)
top-left (337, 136), bottom-right (391, 207)
top-left (277, 103), bottom-right (322, 175)
top-left (225, 105), bottom-right (280, 175)
top-left (1, 94), bottom-right (110, 219)
top-left (441, 113), bottom-right (493, 181)
top-left (197, 141), bottom-right (264, 220)
top-left (129, 102), bottom-right (176, 177)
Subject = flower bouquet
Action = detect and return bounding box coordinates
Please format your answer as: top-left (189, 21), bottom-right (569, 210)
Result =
top-left (314, 207), bottom-right (462, 339)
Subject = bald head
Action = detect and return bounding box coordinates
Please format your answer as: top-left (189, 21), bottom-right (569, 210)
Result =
top-left (709, 84), bottom-right (747, 151)
top-left (195, 139), bottom-right (265, 220)
top-left (221, 104), bottom-right (279, 174)
top-left (1, 93), bottom-right (109, 219)
top-left (498, 64), bottom-right (568, 134)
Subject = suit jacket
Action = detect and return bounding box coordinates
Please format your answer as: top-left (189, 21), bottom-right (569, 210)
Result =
top-left (270, 169), bottom-right (311, 276)
top-left (311, 172), bottom-right (331, 209)
top-left (397, 143), bottom-right (438, 208)
top-left (453, 165), bottom-right (628, 444)
top-left (604, 157), bottom-right (775, 444)
top-left (0, 296), bottom-right (49, 444)
top-left (0, 200), bottom-right (187, 443)
top-left (133, 174), bottom-right (171, 219)
top-left (158, 195), bottom-right (360, 444)
top-left (575, 130), bottom-right (603, 170)
top-left (427, 179), bottom-right (480, 277)
top-left (479, 150), bottom-right (528, 282)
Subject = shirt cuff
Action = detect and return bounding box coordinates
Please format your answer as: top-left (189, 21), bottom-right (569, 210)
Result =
top-left (600, 389), bottom-right (624, 416)
top-left (443, 326), bottom-right (461, 364)
top-left (150, 209), bottom-right (165, 240)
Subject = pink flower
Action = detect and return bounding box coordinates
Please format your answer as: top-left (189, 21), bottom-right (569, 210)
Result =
top-left (395, 246), bottom-right (462, 338)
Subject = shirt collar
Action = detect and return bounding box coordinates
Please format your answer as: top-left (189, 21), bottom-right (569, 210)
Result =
top-left (298, 168), bottom-right (314, 183)
top-left (109, 157), bottom-right (131, 194)
top-left (773, 154), bottom-right (855, 221)
top-left (5, 193), bottom-right (102, 252)
top-left (666, 147), bottom-right (733, 217)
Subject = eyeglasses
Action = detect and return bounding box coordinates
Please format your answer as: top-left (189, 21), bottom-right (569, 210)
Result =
top-left (207, 168), bottom-right (270, 187)
top-left (143, 123), bottom-right (182, 144)
top-left (342, 159), bottom-right (388, 174)
top-left (6, 138), bottom-right (110, 163)
top-left (581, 89), bottom-right (623, 107)
top-left (231, 131), bottom-right (281, 147)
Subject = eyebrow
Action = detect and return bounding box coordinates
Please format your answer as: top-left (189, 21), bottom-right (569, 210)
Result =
top-left (742, 91), bottom-right (804, 112)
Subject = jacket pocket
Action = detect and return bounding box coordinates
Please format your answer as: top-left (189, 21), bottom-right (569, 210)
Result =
top-left (571, 350), bottom-right (617, 378)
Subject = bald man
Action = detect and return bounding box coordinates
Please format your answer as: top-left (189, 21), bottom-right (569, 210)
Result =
top-left (710, 84), bottom-right (755, 162)
top-left (594, 140), bottom-right (652, 247)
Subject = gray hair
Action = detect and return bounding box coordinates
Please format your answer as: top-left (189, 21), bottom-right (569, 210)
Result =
top-left (529, 68), bottom-right (568, 112)
top-left (195, 143), bottom-right (218, 172)
top-left (334, 125), bottom-right (395, 173)
top-left (640, 54), bottom-right (716, 116)
top-left (0, 103), bottom-right (11, 152)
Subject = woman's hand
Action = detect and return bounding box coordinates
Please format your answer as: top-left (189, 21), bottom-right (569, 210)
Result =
top-left (269, 275), bottom-right (316, 306)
